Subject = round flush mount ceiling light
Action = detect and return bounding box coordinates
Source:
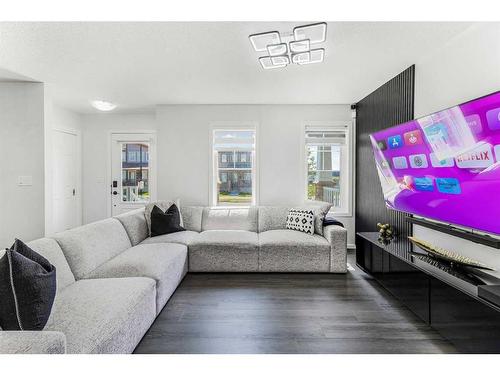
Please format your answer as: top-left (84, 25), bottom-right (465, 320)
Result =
top-left (90, 100), bottom-right (117, 111)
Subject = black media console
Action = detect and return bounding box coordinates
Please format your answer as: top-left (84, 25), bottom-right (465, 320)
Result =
top-left (356, 232), bottom-right (500, 353)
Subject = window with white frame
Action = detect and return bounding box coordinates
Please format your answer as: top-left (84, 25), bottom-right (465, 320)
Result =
top-left (305, 126), bottom-right (350, 212)
top-left (212, 129), bottom-right (256, 206)
top-left (128, 152), bottom-right (137, 162)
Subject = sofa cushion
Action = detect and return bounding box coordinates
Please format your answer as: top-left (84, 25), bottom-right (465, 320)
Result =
top-left (258, 206), bottom-right (290, 232)
top-left (114, 208), bottom-right (148, 246)
top-left (304, 202), bottom-right (332, 236)
top-left (258, 205), bottom-right (331, 235)
top-left (151, 204), bottom-right (185, 237)
top-left (28, 238), bottom-right (75, 291)
top-left (0, 239), bottom-right (56, 331)
top-left (45, 277), bottom-right (156, 354)
top-left (53, 218), bottom-right (132, 280)
top-left (285, 208), bottom-right (315, 235)
top-left (201, 207), bottom-right (258, 232)
top-left (0, 330), bottom-right (66, 354)
top-left (258, 229), bottom-right (331, 272)
top-left (141, 230), bottom-right (200, 246)
top-left (189, 230), bottom-right (259, 271)
top-left (85, 243), bottom-right (188, 314)
top-left (145, 200), bottom-right (176, 235)
top-left (180, 206), bottom-right (203, 232)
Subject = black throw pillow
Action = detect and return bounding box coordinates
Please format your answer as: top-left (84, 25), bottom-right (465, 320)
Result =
top-left (0, 239), bottom-right (57, 330)
top-left (150, 204), bottom-right (186, 237)
top-left (323, 214), bottom-right (345, 228)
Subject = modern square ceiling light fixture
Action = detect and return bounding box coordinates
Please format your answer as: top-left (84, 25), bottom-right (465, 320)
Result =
top-left (259, 56), bottom-right (286, 69)
top-left (249, 31), bottom-right (281, 52)
top-left (249, 23), bottom-right (326, 70)
top-left (267, 43), bottom-right (288, 56)
top-left (293, 23), bottom-right (327, 44)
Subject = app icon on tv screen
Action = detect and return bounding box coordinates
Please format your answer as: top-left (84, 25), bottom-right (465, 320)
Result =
top-left (388, 135), bottom-right (403, 149)
top-left (370, 91), bottom-right (500, 235)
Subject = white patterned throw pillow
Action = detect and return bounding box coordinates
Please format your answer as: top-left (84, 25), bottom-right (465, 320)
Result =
top-left (285, 209), bottom-right (315, 235)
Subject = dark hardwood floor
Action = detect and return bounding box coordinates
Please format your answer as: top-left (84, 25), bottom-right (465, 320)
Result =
top-left (134, 251), bottom-right (457, 354)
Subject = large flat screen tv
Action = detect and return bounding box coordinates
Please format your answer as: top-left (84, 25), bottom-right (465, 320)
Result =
top-left (370, 91), bottom-right (500, 235)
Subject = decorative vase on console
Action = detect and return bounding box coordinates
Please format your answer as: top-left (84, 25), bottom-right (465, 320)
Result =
top-left (377, 223), bottom-right (396, 245)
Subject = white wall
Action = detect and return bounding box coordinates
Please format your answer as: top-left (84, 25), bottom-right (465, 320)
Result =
top-left (415, 23), bottom-right (500, 117)
top-left (81, 105), bottom-right (356, 246)
top-left (81, 113), bottom-right (156, 224)
top-left (413, 23), bottom-right (500, 274)
top-left (0, 82), bottom-right (45, 249)
top-left (44, 88), bottom-right (83, 235)
top-left (155, 104), bottom-right (355, 245)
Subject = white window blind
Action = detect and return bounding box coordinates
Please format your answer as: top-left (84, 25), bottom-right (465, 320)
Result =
top-left (305, 127), bottom-right (347, 145)
top-left (213, 130), bottom-right (255, 150)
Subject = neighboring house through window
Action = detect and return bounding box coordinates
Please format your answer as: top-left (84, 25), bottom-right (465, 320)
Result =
top-left (120, 143), bottom-right (150, 203)
top-left (211, 127), bottom-right (257, 206)
top-left (305, 125), bottom-right (351, 214)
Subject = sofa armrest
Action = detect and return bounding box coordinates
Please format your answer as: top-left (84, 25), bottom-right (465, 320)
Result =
top-left (0, 331), bottom-right (66, 354)
top-left (323, 225), bottom-right (347, 273)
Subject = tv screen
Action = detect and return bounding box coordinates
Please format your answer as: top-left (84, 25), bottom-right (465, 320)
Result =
top-left (370, 91), bottom-right (500, 235)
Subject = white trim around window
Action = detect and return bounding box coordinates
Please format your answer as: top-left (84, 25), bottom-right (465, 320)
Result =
top-left (302, 121), bottom-right (354, 217)
top-left (208, 121), bottom-right (259, 208)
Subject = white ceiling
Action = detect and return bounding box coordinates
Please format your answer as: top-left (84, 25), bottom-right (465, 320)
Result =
top-left (0, 67), bottom-right (35, 81)
top-left (0, 22), bottom-right (474, 113)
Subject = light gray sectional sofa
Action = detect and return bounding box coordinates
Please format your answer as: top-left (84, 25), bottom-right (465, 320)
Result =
top-left (0, 205), bottom-right (347, 354)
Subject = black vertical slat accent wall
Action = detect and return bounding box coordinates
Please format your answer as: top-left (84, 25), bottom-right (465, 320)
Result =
top-left (355, 65), bottom-right (415, 241)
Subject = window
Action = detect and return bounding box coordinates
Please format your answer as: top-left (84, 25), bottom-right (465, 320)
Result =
top-left (305, 126), bottom-right (350, 213)
top-left (128, 151), bottom-right (137, 162)
top-left (120, 143), bottom-right (150, 203)
top-left (212, 129), bottom-right (256, 206)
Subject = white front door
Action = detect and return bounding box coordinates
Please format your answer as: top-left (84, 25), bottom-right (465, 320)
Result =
top-left (52, 130), bottom-right (78, 232)
top-left (111, 133), bottom-right (156, 216)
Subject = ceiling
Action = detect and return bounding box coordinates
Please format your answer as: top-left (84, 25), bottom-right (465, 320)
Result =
top-left (0, 22), bottom-right (474, 113)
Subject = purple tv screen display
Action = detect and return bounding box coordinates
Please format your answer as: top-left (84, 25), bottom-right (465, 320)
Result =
top-left (370, 91), bottom-right (500, 235)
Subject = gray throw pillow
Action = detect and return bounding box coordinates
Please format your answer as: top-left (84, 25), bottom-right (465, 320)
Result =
top-left (301, 202), bottom-right (333, 235)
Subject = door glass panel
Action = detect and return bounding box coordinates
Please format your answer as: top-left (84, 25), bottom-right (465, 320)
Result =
top-left (121, 143), bottom-right (150, 203)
